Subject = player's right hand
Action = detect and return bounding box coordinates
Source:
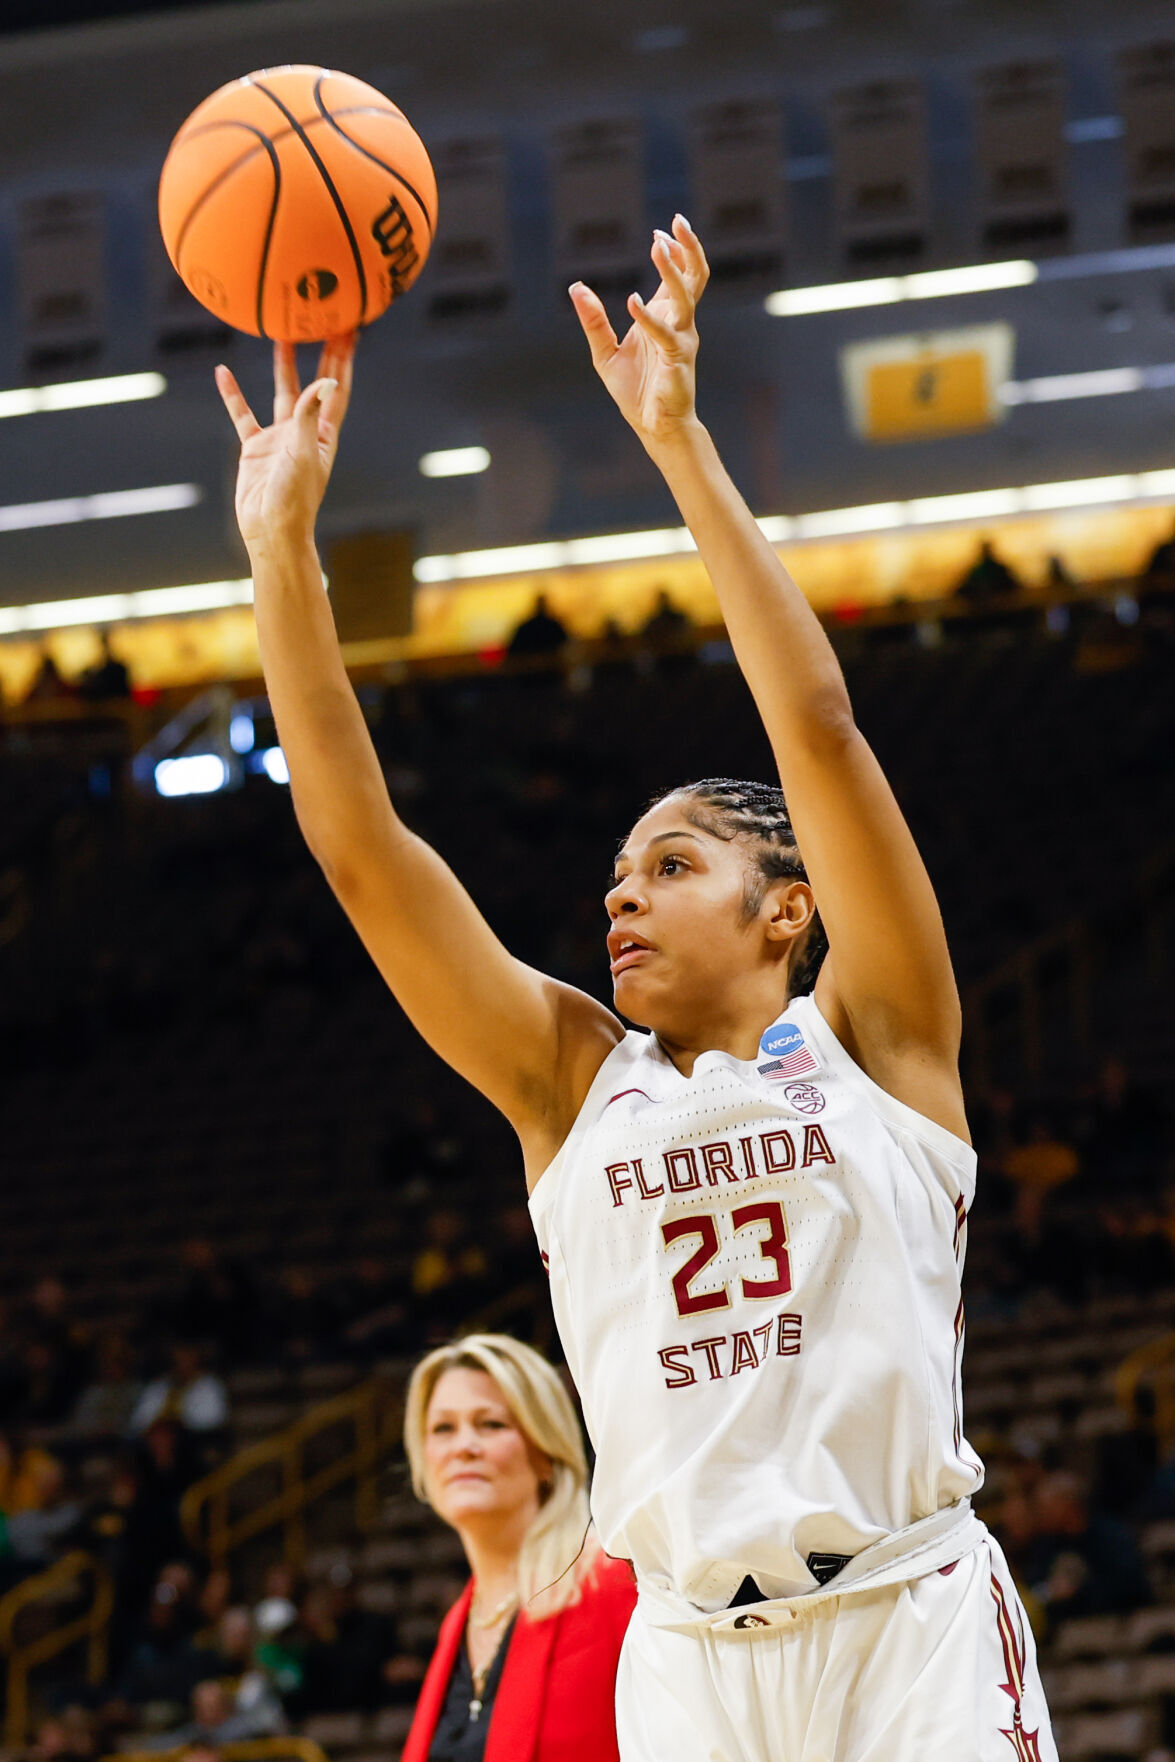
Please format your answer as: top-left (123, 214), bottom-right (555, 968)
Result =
top-left (215, 333), bottom-right (355, 552)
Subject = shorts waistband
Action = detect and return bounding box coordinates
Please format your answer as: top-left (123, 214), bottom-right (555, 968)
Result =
top-left (635, 1500), bottom-right (985, 1634)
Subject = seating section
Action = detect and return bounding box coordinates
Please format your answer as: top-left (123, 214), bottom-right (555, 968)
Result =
top-left (1, 616), bottom-right (1174, 1758)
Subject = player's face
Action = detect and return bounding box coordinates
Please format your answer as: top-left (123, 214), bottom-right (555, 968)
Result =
top-left (423, 1367), bottom-right (550, 1535)
top-left (606, 796), bottom-right (772, 1033)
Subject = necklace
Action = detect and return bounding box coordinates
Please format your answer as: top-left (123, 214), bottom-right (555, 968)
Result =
top-left (469, 1590), bottom-right (518, 1629)
top-left (467, 1600), bottom-right (516, 1722)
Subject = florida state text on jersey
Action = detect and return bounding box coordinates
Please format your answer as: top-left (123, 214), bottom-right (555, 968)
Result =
top-left (528, 993), bottom-right (983, 1612)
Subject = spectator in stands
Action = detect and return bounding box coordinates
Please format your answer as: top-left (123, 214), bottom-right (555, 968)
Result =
top-left (24, 649), bottom-right (74, 703)
top-left (192, 1568), bottom-right (233, 1645)
top-left (1142, 521), bottom-right (1175, 578)
top-left (1077, 1052), bottom-right (1168, 1195)
top-left (71, 1331), bottom-right (141, 1438)
top-left (129, 1344), bottom-right (229, 1437)
top-left (290, 1568), bottom-right (399, 1714)
top-left (271, 1267), bottom-right (341, 1366)
top-left (639, 589), bottom-right (690, 643)
top-left (1022, 1471), bottom-right (1151, 1623)
top-left (506, 596), bottom-right (568, 659)
top-left (149, 1238), bottom-right (258, 1368)
top-left (340, 1255), bottom-right (410, 1357)
top-left (78, 631), bottom-right (131, 702)
top-left (955, 538), bottom-right (1022, 601)
top-left (144, 1674), bottom-right (286, 1751)
top-left (1001, 1114), bottom-right (1080, 1233)
top-left (401, 1334), bottom-right (635, 1762)
top-left (252, 1596), bottom-right (305, 1698)
top-left (0, 1455), bottom-right (83, 1590)
top-left (410, 1212), bottom-right (489, 1339)
top-left (28, 1707), bottom-right (98, 1762)
top-left (115, 1563), bottom-right (209, 1709)
top-left (0, 1433), bottom-right (64, 1512)
top-left (1046, 554), bottom-right (1075, 589)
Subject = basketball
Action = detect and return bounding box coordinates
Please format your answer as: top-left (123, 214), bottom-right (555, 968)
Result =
top-left (158, 65), bottom-right (436, 342)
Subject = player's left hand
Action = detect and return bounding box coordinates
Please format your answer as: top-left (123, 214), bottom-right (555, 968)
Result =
top-left (570, 214), bottom-right (709, 453)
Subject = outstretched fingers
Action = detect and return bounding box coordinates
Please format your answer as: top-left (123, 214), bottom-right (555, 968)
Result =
top-left (273, 341), bottom-right (301, 424)
top-left (671, 213), bottom-right (710, 299)
top-left (651, 230), bottom-right (694, 326)
top-left (627, 290), bottom-right (682, 358)
top-left (214, 365), bottom-right (262, 444)
top-left (569, 281), bottom-right (620, 371)
top-left (316, 331), bottom-right (356, 428)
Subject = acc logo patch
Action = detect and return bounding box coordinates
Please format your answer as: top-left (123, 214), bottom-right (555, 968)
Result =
top-left (783, 1082), bottom-right (824, 1115)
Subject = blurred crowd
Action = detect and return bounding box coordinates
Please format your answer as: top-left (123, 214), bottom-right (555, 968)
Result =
top-left (24, 1550), bottom-right (429, 1762)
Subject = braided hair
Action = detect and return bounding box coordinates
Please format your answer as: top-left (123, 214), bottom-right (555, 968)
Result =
top-left (650, 777), bottom-right (828, 1000)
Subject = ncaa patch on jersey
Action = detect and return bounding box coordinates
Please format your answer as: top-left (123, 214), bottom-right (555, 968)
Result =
top-left (757, 1021), bottom-right (820, 1079)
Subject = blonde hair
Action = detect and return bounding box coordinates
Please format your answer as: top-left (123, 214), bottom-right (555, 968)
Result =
top-left (404, 1333), bottom-right (599, 1620)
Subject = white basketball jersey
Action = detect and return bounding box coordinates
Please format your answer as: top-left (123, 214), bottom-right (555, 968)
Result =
top-left (528, 993), bottom-right (983, 1611)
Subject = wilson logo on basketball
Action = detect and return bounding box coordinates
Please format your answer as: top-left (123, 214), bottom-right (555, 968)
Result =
top-left (372, 194), bottom-right (420, 289)
top-left (296, 270), bottom-right (339, 302)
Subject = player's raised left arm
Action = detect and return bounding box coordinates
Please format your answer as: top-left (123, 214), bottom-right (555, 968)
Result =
top-left (570, 218), bottom-right (966, 1140)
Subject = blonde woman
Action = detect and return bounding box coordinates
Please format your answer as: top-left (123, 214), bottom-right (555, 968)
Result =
top-left (400, 1334), bottom-right (635, 1762)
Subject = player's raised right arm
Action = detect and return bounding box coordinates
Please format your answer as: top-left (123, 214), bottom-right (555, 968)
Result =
top-left (215, 339), bottom-right (621, 1165)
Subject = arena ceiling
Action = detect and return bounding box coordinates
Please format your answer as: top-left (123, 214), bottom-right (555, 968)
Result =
top-left (3, 0), bottom-right (1175, 616)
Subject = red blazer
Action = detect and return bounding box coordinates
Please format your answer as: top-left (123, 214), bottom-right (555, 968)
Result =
top-left (401, 1554), bottom-right (636, 1762)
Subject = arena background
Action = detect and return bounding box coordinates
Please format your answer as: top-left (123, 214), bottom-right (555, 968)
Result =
top-left (1, 0), bottom-right (1175, 1757)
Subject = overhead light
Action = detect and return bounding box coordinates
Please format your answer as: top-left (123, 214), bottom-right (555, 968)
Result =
top-left (1019, 474), bottom-right (1137, 511)
top-left (415, 469), bottom-right (1175, 584)
top-left (154, 754), bottom-right (228, 797)
top-left (794, 503), bottom-right (905, 539)
top-left (0, 577), bottom-right (250, 636)
top-left (0, 482), bottom-right (201, 535)
top-left (229, 712), bottom-right (255, 755)
top-left (0, 371), bottom-right (167, 421)
top-left (908, 489), bottom-right (1021, 523)
top-left (766, 259), bottom-right (1037, 318)
top-left (767, 276), bottom-right (903, 317)
top-left (418, 446), bottom-right (491, 478)
top-left (5, 457), bottom-right (1175, 640)
top-left (260, 747), bottom-right (290, 784)
top-left (1002, 367), bottom-right (1144, 404)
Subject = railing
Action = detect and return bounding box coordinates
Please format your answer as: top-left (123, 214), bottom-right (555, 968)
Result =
top-left (180, 1376), bottom-right (399, 1573)
top-left (964, 841), bottom-right (1175, 1092)
top-left (1117, 1334), bottom-right (1175, 1454)
top-left (112, 1738), bottom-right (329, 1762)
top-left (0, 1550), bottom-right (114, 1748)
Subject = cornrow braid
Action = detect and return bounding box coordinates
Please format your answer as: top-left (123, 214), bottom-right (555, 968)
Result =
top-left (650, 776), bottom-right (828, 999)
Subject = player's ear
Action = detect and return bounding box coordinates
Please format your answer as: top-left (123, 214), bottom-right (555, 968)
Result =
top-left (763, 880), bottom-right (816, 945)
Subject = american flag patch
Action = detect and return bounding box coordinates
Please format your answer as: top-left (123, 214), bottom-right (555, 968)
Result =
top-left (758, 1046), bottom-right (819, 1080)
top-left (757, 1020), bottom-right (820, 1079)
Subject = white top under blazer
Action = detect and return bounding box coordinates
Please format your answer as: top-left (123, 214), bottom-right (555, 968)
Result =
top-left (528, 992), bottom-right (983, 1611)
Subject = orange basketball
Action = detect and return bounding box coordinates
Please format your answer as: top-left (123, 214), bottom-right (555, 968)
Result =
top-left (158, 65), bottom-right (436, 341)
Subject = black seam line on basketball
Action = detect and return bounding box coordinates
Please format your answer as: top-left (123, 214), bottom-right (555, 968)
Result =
top-left (174, 121), bottom-right (276, 264)
top-left (253, 79), bottom-right (368, 325)
top-left (171, 111), bottom-right (400, 254)
top-left (313, 72), bottom-right (435, 241)
top-left (173, 119), bottom-right (281, 337)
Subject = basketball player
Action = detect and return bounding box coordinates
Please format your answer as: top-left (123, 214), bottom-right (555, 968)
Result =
top-left (216, 214), bottom-right (1056, 1759)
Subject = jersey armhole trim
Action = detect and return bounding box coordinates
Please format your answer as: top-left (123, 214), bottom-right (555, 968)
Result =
top-left (794, 994), bottom-right (977, 1194)
top-left (527, 1029), bottom-right (651, 1213)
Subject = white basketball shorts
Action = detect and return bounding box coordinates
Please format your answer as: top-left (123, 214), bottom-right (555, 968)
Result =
top-left (615, 1537), bottom-right (1057, 1762)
